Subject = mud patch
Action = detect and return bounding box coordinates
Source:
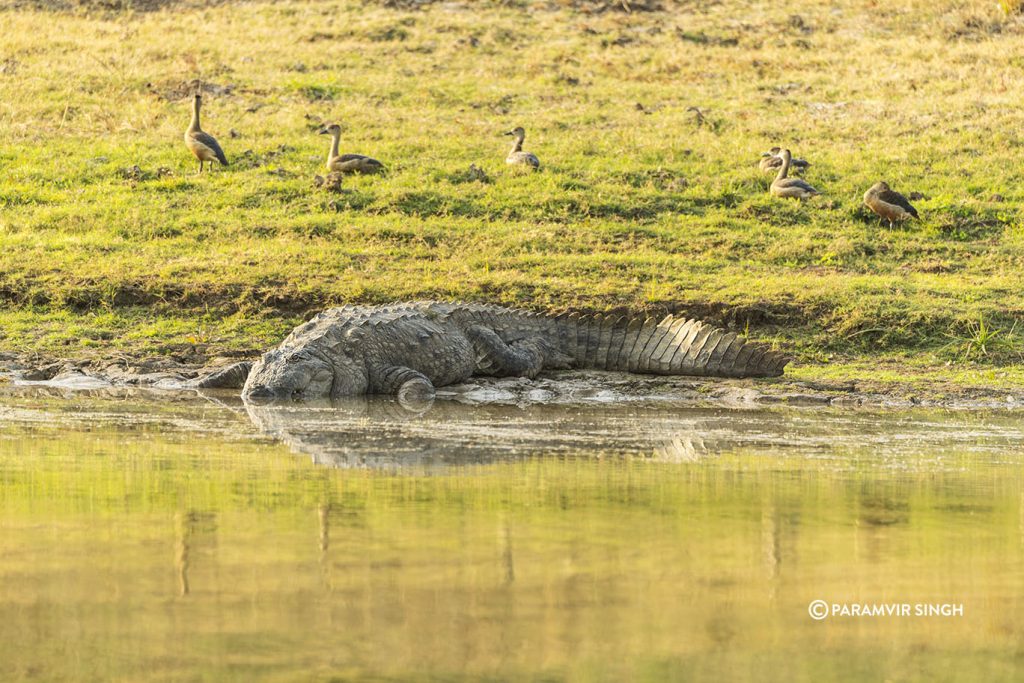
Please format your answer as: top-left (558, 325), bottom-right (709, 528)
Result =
top-left (438, 371), bottom-right (1024, 409)
top-left (145, 79), bottom-right (234, 102)
top-left (2, 355), bottom-right (1022, 410)
top-left (6, 0), bottom-right (241, 12)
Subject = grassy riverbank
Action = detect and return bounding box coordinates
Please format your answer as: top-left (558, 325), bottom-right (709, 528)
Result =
top-left (0, 0), bottom-right (1021, 383)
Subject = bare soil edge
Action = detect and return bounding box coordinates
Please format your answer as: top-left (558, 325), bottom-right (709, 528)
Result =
top-left (0, 353), bottom-right (1021, 410)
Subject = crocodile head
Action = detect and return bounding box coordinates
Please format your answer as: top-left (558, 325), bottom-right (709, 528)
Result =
top-left (242, 348), bottom-right (366, 401)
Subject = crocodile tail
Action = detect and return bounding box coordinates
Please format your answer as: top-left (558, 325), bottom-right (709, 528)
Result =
top-left (567, 313), bottom-right (788, 379)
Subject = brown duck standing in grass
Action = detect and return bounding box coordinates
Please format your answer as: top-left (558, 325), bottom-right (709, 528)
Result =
top-left (769, 148), bottom-right (820, 200)
top-left (318, 123), bottom-right (385, 174)
top-left (863, 181), bottom-right (919, 227)
top-left (504, 126), bottom-right (540, 170)
top-left (759, 146), bottom-right (810, 173)
top-left (184, 92), bottom-right (228, 173)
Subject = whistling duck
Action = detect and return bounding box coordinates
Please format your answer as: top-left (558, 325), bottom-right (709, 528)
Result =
top-left (318, 124), bottom-right (385, 175)
top-left (864, 181), bottom-right (919, 227)
top-left (504, 127), bottom-right (540, 169)
top-left (184, 92), bottom-right (228, 173)
top-left (760, 146), bottom-right (810, 173)
top-left (770, 149), bottom-right (820, 199)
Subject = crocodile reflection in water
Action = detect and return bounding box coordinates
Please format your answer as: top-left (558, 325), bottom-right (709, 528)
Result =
top-left (243, 398), bottom-right (734, 470)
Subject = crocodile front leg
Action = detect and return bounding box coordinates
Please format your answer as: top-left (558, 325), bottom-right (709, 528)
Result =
top-left (370, 366), bottom-right (436, 402)
top-left (192, 361), bottom-right (253, 389)
top-left (466, 325), bottom-right (571, 379)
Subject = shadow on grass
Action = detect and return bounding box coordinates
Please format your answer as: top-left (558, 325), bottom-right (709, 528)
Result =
top-left (0, 191), bottom-right (52, 207)
top-left (114, 224), bottom-right (183, 239)
top-left (933, 217), bottom-right (1007, 242)
top-left (323, 190), bottom-right (377, 212)
top-left (369, 187), bottom-right (750, 221)
top-left (383, 191), bottom-right (481, 218)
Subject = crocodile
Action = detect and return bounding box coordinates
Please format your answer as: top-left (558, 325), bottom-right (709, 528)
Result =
top-left (234, 301), bottom-right (790, 403)
top-left (239, 301), bottom-right (789, 401)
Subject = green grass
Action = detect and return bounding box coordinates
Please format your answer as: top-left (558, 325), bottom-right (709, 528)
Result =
top-left (0, 0), bottom-right (1022, 381)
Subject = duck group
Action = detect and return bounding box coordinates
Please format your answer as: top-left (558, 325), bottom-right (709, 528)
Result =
top-left (767, 148), bottom-right (820, 200)
top-left (759, 146), bottom-right (918, 225)
top-left (183, 90), bottom-right (920, 227)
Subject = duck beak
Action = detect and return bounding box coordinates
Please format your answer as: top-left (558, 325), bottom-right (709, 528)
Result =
top-left (761, 151), bottom-right (771, 157)
top-left (318, 127), bottom-right (329, 135)
top-left (503, 130), bottom-right (513, 136)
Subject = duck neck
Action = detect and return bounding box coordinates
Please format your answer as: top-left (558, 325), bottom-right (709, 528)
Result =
top-left (328, 131), bottom-right (341, 161)
top-left (189, 98), bottom-right (201, 132)
top-left (510, 133), bottom-right (523, 154)
top-left (775, 153), bottom-right (791, 181)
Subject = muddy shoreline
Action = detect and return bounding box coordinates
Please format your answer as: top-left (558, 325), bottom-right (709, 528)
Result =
top-left (0, 354), bottom-right (1021, 409)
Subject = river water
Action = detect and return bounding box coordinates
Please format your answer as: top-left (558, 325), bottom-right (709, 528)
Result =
top-left (1, 386), bottom-right (1023, 681)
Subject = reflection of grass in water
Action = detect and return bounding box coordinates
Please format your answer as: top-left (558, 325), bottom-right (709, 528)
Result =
top-left (1, 423), bottom-right (1019, 514)
top-left (1, 423), bottom-right (1023, 680)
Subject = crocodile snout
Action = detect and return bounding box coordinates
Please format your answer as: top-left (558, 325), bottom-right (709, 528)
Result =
top-left (243, 384), bottom-right (277, 401)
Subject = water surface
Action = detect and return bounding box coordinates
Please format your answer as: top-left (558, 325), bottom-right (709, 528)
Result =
top-left (1, 387), bottom-right (1023, 681)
